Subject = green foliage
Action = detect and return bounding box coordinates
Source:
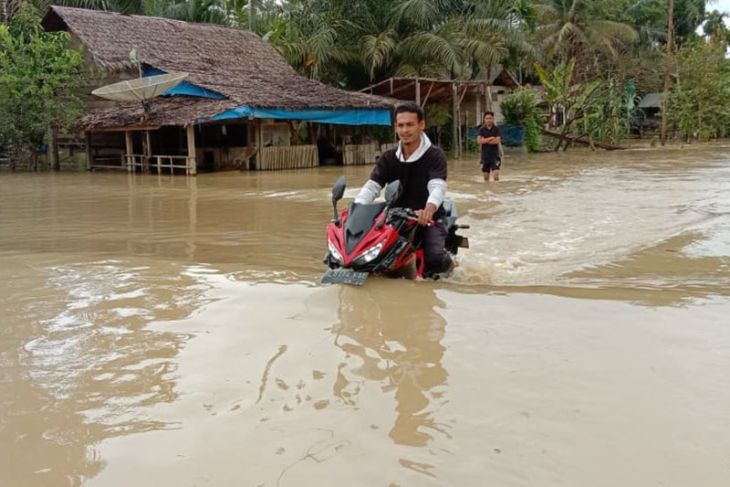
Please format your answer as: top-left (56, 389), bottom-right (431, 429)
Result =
top-left (536, 59), bottom-right (602, 150)
top-left (669, 39), bottom-right (730, 141)
top-left (4, 0), bottom-right (728, 159)
top-left (500, 89), bottom-right (543, 152)
top-left (501, 88), bottom-right (538, 125)
top-left (0, 3), bottom-right (86, 164)
top-left (425, 104), bottom-right (452, 147)
top-left (535, 59), bottom-right (601, 116)
top-left (425, 104), bottom-right (452, 128)
top-left (580, 79), bottom-right (633, 144)
top-left (674, 0), bottom-right (706, 43)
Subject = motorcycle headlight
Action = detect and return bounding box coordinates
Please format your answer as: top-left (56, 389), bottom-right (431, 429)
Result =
top-left (355, 242), bottom-right (384, 264)
top-left (328, 240), bottom-right (343, 264)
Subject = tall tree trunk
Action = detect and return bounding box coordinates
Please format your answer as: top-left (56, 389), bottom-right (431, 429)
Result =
top-left (7, 144), bottom-right (15, 172)
top-left (49, 125), bottom-right (60, 171)
top-left (660, 0), bottom-right (675, 146)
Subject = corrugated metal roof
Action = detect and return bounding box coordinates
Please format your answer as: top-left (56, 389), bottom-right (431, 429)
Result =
top-left (639, 92), bottom-right (663, 108)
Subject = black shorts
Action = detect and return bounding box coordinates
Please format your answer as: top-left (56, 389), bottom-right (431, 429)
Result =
top-left (482, 158), bottom-right (501, 172)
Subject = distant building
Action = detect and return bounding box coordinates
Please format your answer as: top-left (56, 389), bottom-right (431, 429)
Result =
top-left (360, 68), bottom-right (520, 157)
top-left (42, 6), bottom-right (395, 173)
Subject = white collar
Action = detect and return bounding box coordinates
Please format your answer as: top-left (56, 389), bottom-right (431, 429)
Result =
top-left (396, 133), bottom-right (432, 163)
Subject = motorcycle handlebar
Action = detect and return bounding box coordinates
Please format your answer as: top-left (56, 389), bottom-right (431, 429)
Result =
top-left (387, 208), bottom-right (437, 226)
top-left (406, 216), bottom-right (435, 226)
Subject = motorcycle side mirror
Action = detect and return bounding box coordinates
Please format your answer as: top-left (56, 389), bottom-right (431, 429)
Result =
top-left (331, 176), bottom-right (346, 203)
top-left (376, 180), bottom-right (402, 230)
top-left (331, 176), bottom-right (346, 224)
top-left (384, 180), bottom-right (402, 206)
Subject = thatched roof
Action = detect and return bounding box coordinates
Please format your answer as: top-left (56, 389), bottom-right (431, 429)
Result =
top-left (42, 6), bottom-right (392, 129)
top-left (76, 97), bottom-right (235, 130)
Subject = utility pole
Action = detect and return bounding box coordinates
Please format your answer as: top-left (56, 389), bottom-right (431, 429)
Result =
top-left (660, 0), bottom-right (674, 146)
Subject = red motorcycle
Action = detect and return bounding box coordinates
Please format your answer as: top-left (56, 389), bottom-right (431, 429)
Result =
top-left (322, 176), bottom-right (469, 285)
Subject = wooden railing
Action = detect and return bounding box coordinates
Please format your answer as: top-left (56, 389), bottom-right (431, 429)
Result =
top-left (258, 145), bottom-right (318, 170)
top-left (152, 155), bottom-right (190, 174)
top-left (123, 154), bottom-right (192, 174)
top-left (124, 154), bottom-right (144, 171)
top-left (90, 154), bottom-right (125, 170)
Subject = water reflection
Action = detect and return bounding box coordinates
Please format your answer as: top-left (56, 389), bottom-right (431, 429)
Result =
top-left (0, 258), bottom-right (213, 487)
top-left (0, 368), bottom-right (106, 487)
top-left (331, 282), bottom-right (449, 447)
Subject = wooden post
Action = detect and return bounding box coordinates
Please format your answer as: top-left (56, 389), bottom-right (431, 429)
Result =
top-left (464, 110), bottom-right (469, 154)
top-left (125, 131), bottom-right (134, 171)
top-left (144, 130), bottom-right (152, 173)
top-left (389, 78), bottom-right (394, 95)
top-left (254, 119), bottom-right (263, 170)
top-left (85, 131), bottom-right (93, 171)
top-left (452, 83), bottom-right (459, 159)
top-left (484, 83), bottom-right (490, 114)
top-left (476, 94), bottom-right (482, 126)
top-left (415, 77), bottom-right (421, 105)
top-left (660, 0), bottom-right (674, 146)
top-left (48, 125), bottom-right (59, 171)
top-left (259, 121), bottom-right (266, 170)
top-left (421, 82), bottom-right (435, 108)
top-left (186, 124), bottom-right (197, 176)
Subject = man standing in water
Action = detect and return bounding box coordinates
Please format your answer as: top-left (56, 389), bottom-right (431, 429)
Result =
top-left (354, 102), bottom-right (452, 274)
top-left (477, 111), bottom-right (502, 182)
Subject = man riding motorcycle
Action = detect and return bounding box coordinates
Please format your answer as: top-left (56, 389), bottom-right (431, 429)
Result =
top-left (354, 102), bottom-right (453, 274)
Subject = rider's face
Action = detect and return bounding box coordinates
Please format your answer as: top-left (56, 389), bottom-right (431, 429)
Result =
top-left (396, 112), bottom-right (425, 146)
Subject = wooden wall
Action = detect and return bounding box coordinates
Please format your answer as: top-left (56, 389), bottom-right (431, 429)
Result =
top-left (258, 145), bottom-right (318, 170)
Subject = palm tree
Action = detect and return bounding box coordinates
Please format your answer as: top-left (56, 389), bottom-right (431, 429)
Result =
top-left (360, 29), bottom-right (398, 81)
top-left (703, 10), bottom-right (730, 43)
top-left (534, 0), bottom-right (638, 66)
top-left (357, 0), bottom-right (531, 81)
top-left (263, 2), bottom-right (357, 81)
top-left (396, 15), bottom-right (509, 79)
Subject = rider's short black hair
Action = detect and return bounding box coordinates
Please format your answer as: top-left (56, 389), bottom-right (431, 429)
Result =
top-left (483, 111), bottom-right (495, 118)
top-left (395, 102), bottom-right (425, 122)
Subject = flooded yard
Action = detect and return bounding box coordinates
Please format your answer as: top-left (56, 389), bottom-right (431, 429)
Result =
top-left (1, 146), bottom-right (730, 486)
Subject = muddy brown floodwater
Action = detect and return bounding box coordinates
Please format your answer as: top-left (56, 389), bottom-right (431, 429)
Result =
top-left (1, 146), bottom-right (730, 487)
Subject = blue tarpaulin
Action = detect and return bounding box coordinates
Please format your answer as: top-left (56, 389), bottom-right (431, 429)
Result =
top-left (144, 67), bottom-right (226, 100)
top-left (143, 66), bottom-right (390, 126)
top-left (211, 106), bottom-right (392, 126)
top-left (500, 124), bottom-right (525, 146)
top-left (469, 124), bottom-right (524, 146)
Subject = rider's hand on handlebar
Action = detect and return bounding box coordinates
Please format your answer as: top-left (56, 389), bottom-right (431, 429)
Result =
top-left (415, 203), bottom-right (437, 226)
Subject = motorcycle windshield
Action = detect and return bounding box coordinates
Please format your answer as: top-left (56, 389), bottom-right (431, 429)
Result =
top-left (345, 202), bottom-right (386, 254)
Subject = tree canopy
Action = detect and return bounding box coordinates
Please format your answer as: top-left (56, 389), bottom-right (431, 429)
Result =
top-left (0, 2), bottom-right (86, 168)
top-left (2, 0), bottom-right (727, 152)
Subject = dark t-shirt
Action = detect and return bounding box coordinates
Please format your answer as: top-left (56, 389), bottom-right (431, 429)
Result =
top-left (369, 146), bottom-right (447, 212)
top-left (479, 125), bottom-right (501, 163)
